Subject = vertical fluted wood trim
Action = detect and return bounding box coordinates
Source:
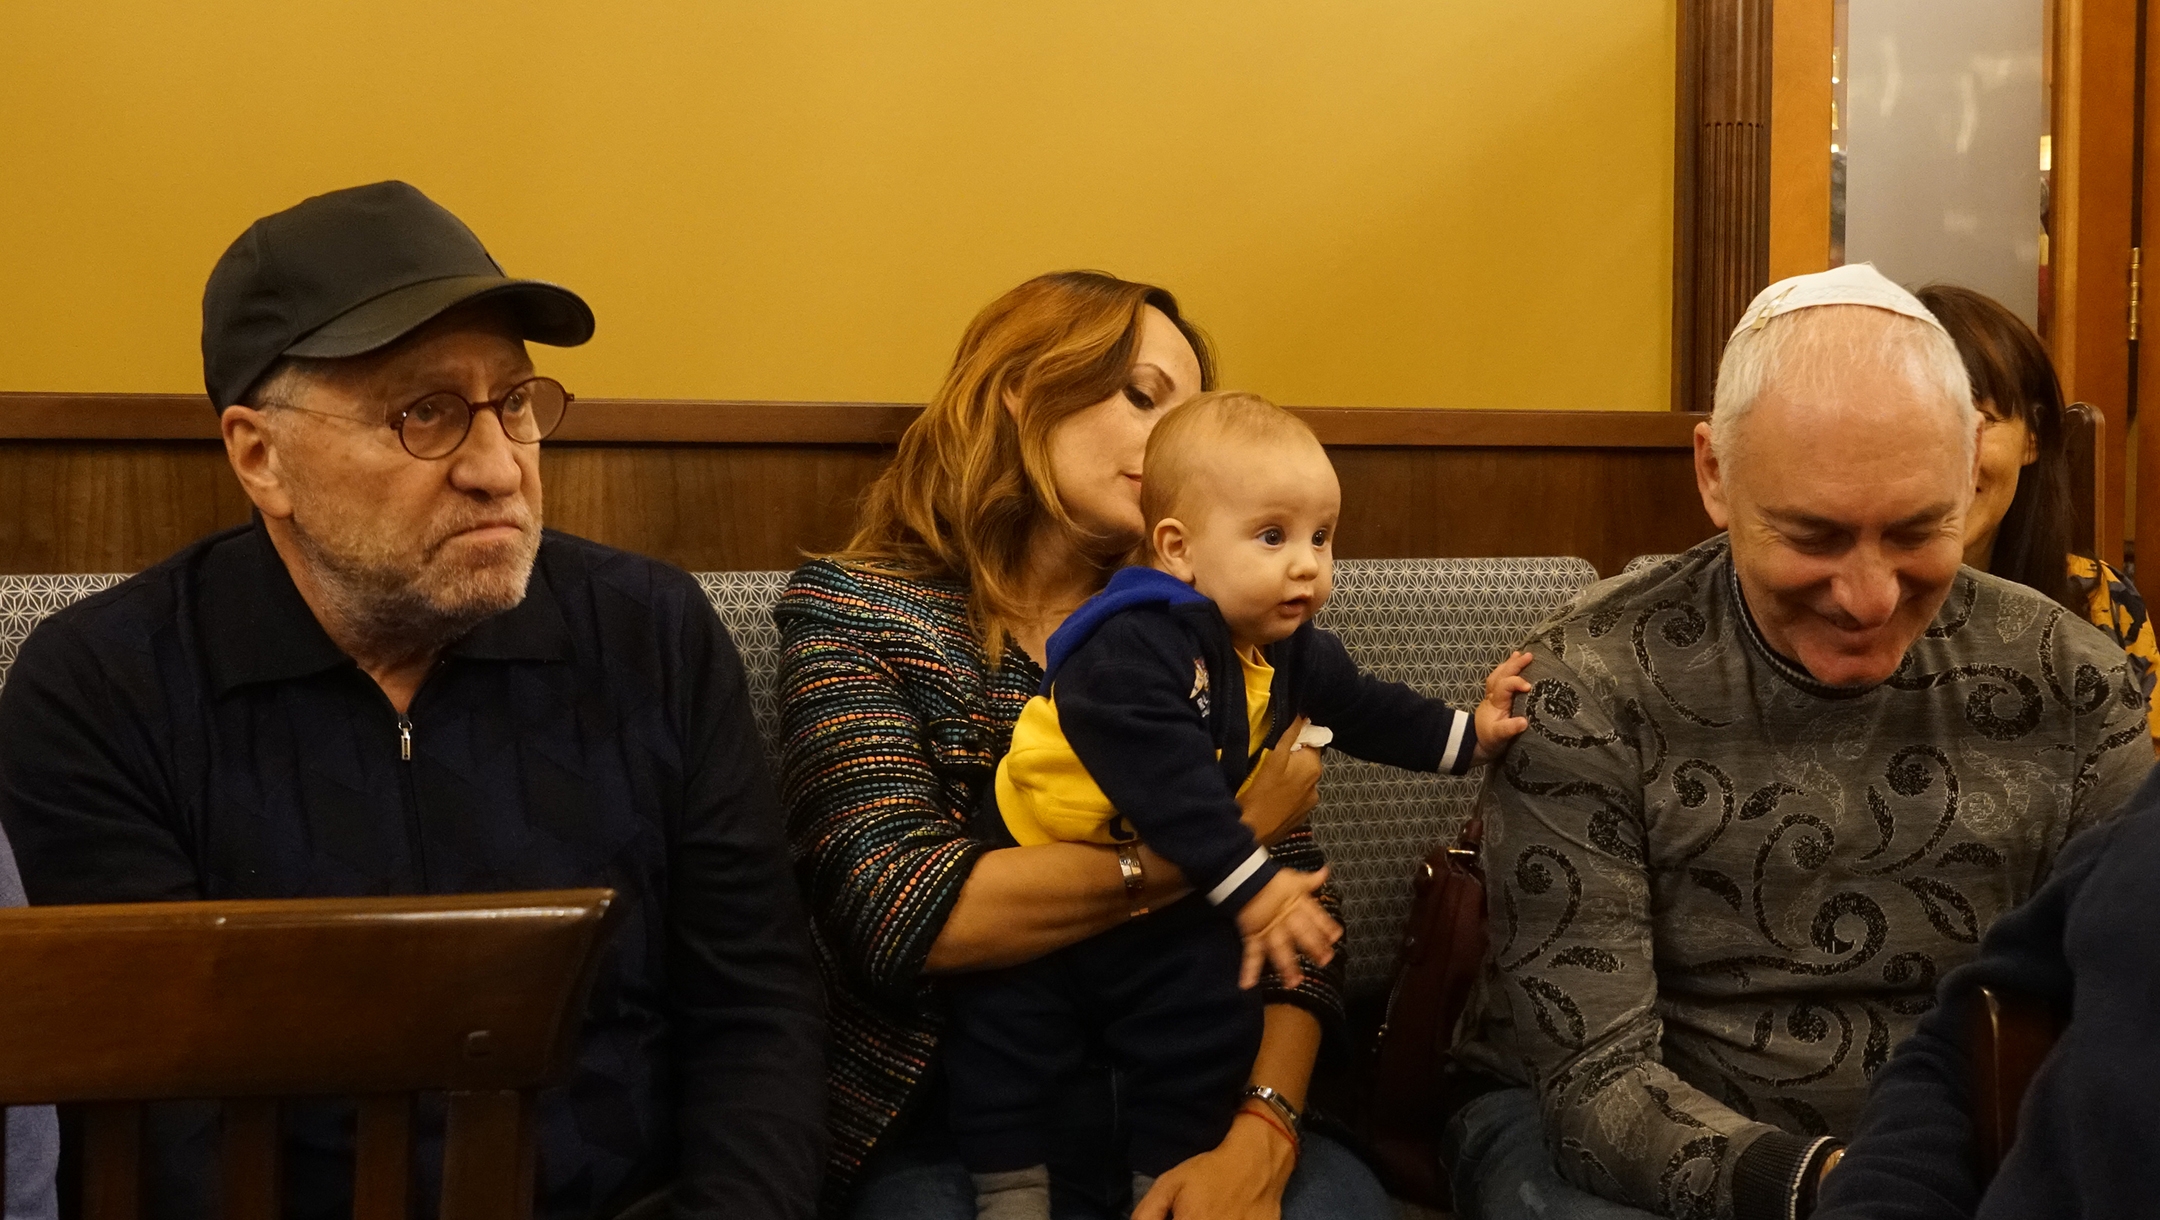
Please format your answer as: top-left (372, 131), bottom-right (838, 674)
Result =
top-left (1673, 0), bottom-right (1776, 412)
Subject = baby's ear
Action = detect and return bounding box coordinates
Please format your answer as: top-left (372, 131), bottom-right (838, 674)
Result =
top-left (1152, 517), bottom-right (1196, 581)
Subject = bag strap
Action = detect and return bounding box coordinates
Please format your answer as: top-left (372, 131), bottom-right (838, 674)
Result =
top-left (1455, 815), bottom-right (1484, 854)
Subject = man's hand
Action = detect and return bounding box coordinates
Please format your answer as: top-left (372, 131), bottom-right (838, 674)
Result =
top-left (1233, 867), bottom-right (1339, 989)
top-left (1238, 716), bottom-right (1323, 846)
top-left (1471, 651), bottom-right (1534, 765)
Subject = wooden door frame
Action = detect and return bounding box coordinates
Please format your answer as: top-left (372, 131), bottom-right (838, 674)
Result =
top-left (1695, 0), bottom-right (2142, 573)
top-left (1768, 0), bottom-right (1835, 282)
top-left (1675, 0), bottom-right (1840, 412)
top-left (1672, 0), bottom-right (1777, 413)
top-left (2054, 0), bottom-right (2140, 572)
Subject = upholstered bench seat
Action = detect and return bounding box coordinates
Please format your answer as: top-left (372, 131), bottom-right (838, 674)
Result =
top-left (2, 557), bottom-right (1596, 1006)
top-left (0, 557), bottom-right (1597, 1219)
top-left (695, 557), bottom-right (1598, 1000)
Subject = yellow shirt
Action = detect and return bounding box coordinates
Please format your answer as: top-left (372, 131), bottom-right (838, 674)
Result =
top-left (1237, 646), bottom-right (1277, 781)
top-left (995, 646), bottom-right (1277, 846)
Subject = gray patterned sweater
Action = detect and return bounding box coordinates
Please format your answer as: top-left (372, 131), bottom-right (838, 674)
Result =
top-left (1454, 536), bottom-right (2153, 1220)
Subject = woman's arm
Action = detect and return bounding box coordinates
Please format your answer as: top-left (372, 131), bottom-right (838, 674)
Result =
top-left (926, 840), bottom-right (1184, 973)
top-left (927, 732), bottom-right (1325, 974)
top-left (779, 566), bottom-right (1328, 990)
top-left (1248, 1001), bottom-right (1323, 1109)
top-left (777, 603), bottom-right (989, 1000)
top-left (781, 585), bottom-right (1322, 996)
top-left (1131, 1005), bottom-right (1320, 1220)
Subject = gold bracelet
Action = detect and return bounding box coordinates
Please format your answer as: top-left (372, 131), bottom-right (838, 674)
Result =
top-left (1116, 843), bottom-right (1150, 918)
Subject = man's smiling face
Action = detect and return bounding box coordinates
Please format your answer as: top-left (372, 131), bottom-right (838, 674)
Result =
top-left (1696, 309), bottom-right (1977, 689)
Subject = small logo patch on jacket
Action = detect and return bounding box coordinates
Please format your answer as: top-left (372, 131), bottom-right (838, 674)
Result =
top-left (1190, 657), bottom-right (1211, 717)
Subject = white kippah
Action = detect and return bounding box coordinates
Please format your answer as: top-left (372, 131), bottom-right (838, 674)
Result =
top-left (1728, 262), bottom-right (1946, 341)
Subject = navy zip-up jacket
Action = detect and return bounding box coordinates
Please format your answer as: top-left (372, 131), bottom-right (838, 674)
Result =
top-left (990, 566), bottom-right (1477, 912)
top-left (0, 523), bottom-right (825, 1220)
top-left (1815, 766), bottom-right (2160, 1220)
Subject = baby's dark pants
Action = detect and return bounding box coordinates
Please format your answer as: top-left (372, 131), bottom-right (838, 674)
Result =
top-left (943, 895), bottom-right (1266, 1180)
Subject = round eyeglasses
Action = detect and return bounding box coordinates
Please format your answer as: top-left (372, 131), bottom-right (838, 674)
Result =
top-left (388, 376), bottom-right (573, 460)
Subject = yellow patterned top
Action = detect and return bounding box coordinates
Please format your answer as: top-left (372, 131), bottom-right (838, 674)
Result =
top-left (2069, 553), bottom-right (2160, 751)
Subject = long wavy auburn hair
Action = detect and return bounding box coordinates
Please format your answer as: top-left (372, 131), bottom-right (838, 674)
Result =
top-left (838, 270), bottom-right (1216, 657)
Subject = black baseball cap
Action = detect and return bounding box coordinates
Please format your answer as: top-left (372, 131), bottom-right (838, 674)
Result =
top-left (201, 180), bottom-right (595, 409)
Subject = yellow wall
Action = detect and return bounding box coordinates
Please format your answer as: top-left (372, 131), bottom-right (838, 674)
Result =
top-left (0, 2), bottom-right (1675, 409)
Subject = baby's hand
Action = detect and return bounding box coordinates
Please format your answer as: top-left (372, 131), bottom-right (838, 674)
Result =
top-left (1233, 867), bottom-right (1340, 990)
top-left (1472, 650), bottom-right (1534, 764)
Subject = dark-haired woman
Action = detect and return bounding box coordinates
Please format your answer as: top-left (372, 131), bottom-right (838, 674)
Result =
top-left (774, 271), bottom-right (1392, 1220)
top-left (1917, 283), bottom-right (2160, 748)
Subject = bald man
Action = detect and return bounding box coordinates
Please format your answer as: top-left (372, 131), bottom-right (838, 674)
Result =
top-left (1438, 265), bottom-right (2153, 1220)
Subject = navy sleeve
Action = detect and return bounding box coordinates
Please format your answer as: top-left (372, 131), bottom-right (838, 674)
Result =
top-left (668, 597), bottom-right (829, 1220)
top-left (1294, 626), bottom-right (1477, 775)
top-left (1054, 615), bottom-right (1281, 912)
top-left (0, 612), bottom-right (201, 904)
top-left (1812, 818), bottom-right (2111, 1220)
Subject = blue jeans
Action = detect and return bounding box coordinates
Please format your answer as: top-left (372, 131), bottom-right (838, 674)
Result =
top-left (1442, 1088), bottom-right (1658, 1220)
top-left (847, 1129), bottom-right (1391, 1220)
top-left (5, 1104), bottom-right (58, 1220)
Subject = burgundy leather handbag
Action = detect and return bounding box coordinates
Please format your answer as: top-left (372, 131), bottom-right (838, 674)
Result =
top-left (1362, 816), bottom-right (1490, 1208)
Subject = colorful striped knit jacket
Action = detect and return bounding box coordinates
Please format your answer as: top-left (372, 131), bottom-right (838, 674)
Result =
top-left (773, 558), bottom-right (1346, 1214)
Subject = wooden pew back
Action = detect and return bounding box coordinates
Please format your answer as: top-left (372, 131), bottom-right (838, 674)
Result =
top-left (0, 889), bottom-right (618, 1220)
top-left (1968, 983), bottom-right (2066, 1184)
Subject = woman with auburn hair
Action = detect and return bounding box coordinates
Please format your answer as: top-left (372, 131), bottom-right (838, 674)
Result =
top-left (1915, 284), bottom-right (2160, 748)
top-left (775, 271), bottom-right (1391, 1219)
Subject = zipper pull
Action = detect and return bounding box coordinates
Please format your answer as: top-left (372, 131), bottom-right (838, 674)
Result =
top-left (397, 715), bottom-right (413, 762)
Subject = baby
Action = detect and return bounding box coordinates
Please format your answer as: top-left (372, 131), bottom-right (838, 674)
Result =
top-left (945, 391), bottom-right (1532, 1219)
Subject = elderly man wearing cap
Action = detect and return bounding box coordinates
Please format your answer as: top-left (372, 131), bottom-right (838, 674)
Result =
top-left (1436, 265), bottom-right (2152, 1220)
top-left (0, 182), bottom-right (825, 1219)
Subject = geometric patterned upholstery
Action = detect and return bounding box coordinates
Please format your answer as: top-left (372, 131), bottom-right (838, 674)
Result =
top-left (0, 574), bottom-right (127, 697)
top-left (0, 559), bottom-right (1597, 1000)
top-left (696, 570), bottom-right (796, 779)
top-left (701, 560), bottom-right (1598, 996)
top-left (1622, 552), bottom-right (1679, 575)
top-left (702, 560), bottom-right (1602, 997)
top-left (1310, 557), bottom-right (1597, 996)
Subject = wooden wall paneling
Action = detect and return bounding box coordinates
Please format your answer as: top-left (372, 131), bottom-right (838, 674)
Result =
top-left (1767, 0), bottom-right (1835, 280)
top-left (1329, 448), bottom-right (1712, 578)
top-left (0, 396), bottom-right (1717, 577)
top-left (2051, 0), bottom-right (2140, 569)
top-left (0, 395), bottom-right (221, 440)
top-left (0, 395), bottom-right (1705, 449)
top-left (0, 442), bottom-right (251, 574)
top-left (1673, 0), bottom-right (1777, 412)
top-left (539, 445), bottom-right (893, 573)
top-left (0, 441), bottom-right (1713, 579)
